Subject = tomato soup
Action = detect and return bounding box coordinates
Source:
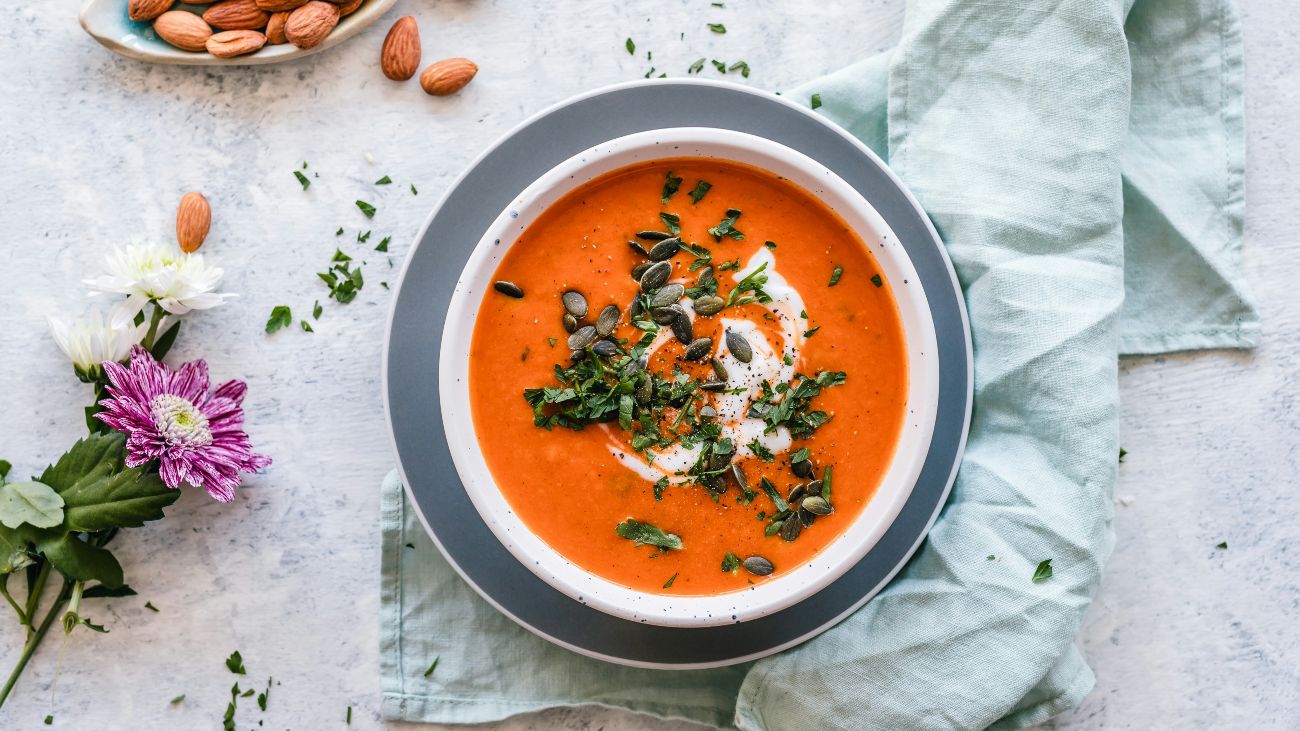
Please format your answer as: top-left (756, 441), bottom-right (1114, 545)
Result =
top-left (468, 158), bottom-right (907, 596)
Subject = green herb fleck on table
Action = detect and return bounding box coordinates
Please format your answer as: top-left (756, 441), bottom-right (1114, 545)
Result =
top-left (257, 677), bottom-right (271, 711)
top-left (293, 170), bottom-right (310, 191)
top-left (616, 518), bottom-right (683, 551)
top-left (1216, 541), bottom-right (1228, 550)
top-left (1031, 559), bottom-right (1053, 583)
top-left (225, 651), bottom-right (246, 675)
top-left (265, 306), bottom-right (292, 335)
top-left (355, 200), bottom-right (376, 219)
top-left (347, 705), bottom-right (353, 724)
top-left (625, 38), bottom-right (635, 55)
top-left (410, 184), bottom-right (418, 195)
top-left (376, 236), bottom-right (390, 252)
top-left (170, 694), bottom-right (185, 705)
top-left (313, 301), bottom-right (323, 319)
top-left (689, 58), bottom-right (706, 74)
top-left (424, 656), bottom-right (440, 677)
top-left (811, 93), bottom-right (823, 110)
top-left (44, 715), bottom-right (52, 725)
top-left (335, 227), bottom-right (344, 236)
top-left (708, 23), bottom-right (726, 33)
top-left (711, 59), bottom-right (727, 73)
top-left (986, 555), bottom-right (996, 561)
top-left (375, 175), bottom-right (392, 185)
top-left (1119, 447), bottom-right (1127, 463)
top-left (728, 60), bottom-right (750, 78)
top-left (300, 320), bottom-right (313, 333)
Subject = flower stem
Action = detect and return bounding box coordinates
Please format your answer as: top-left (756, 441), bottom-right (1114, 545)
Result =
top-left (141, 304), bottom-right (165, 351)
top-left (0, 578), bottom-right (73, 710)
top-left (22, 560), bottom-right (51, 639)
top-left (62, 582), bottom-right (85, 635)
top-left (0, 577), bottom-right (26, 626)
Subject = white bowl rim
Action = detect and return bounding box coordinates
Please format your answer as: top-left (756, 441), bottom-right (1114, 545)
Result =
top-left (438, 126), bottom-right (941, 627)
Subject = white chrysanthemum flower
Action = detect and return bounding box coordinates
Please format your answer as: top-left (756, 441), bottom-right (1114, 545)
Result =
top-left (84, 243), bottom-right (234, 327)
top-left (48, 304), bottom-right (153, 378)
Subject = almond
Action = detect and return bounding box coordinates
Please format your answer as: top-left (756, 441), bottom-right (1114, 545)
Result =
top-left (265, 11), bottom-right (289, 44)
top-left (254, 0), bottom-right (307, 11)
top-left (202, 0), bottom-right (269, 30)
top-left (128, 0), bottom-right (173, 22)
top-left (176, 192), bottom-right (212, 253)
top-left (419, 57), bottom-right (478, 96)
top-left (206, 29), bottom-right (267, 57)
top-left (284, 1), bottom-right (339, 49)
top-left (338, 0), bottom-right (363, 15)
top-left (153, 11), bottom-right (213, 52)
top-left (380, 16), bottom-right (420, 81)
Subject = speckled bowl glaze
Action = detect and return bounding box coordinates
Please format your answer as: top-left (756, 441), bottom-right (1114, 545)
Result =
top-left (439, 127), bottom-right (941, 628)
top-left (78, 0), bottom-right (396, 66)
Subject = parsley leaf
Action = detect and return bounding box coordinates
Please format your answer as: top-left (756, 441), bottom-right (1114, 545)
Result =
top-left (721, 551), bottom-right (741, 573)
top-left (663, 573), bottom-right (677, 588)
top-left (225, 651), bottom-right (246, 675)
top-left (615, 519), bottom-right (683, 550)
top-left (626, 38), bottom-right (635, 55)
top-left (265, 306), bottom-right (292, 335)
top-left (829, 265), bottom-right (843, 286)
top-left (708, 23), bottom-right (726, 33)
top-left (661, 171), bottom-right (683, 203)
top-left (374, 175), bottom-right (392, 185)
top-left (293, 171), bottom-right (310, 190)
top-left (707, 208), bottom-right (744, 241)
top-left (811, 93), bottom-right (823, 110)
top-left (1031, 559), bottom-right (1053, 583)
top-left (728, 60), bottom-right (750, 78)
top-left (688, 57), bottom-right (706, 74)
top-left (355, 200), bottom-right (376, 219)
top-left (424, 657), bottom-right (440, 677)
top-left (871, 273), bottom-right (883, 287)
top-left (659, 212), bottom-right (681, 235)
top-left (688, 180), bottom-right (712, 204)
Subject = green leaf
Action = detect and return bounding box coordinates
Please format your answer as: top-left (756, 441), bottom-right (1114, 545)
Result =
top-left (38, 534), bottom-right (124, 587)
top-left (0, 460), bottom-right (11, 481)
top-left (149, 320), bottom-right (181, 360)
top-left (0, 524), bottom-right (34, 574)
top-left (721, 551), bottom-right (740, 573)
top-left (625, 37), bottom-right (635, 55)
top-left (423, 657), bottom-right (439, 677)
top-left (293, 170), bottom-right (310, 190)
top-left (355, 200), bottom-right (376, 219)
top-left (1031, 559), bottom-right (1053, 583)
top-left (615, 519), bottom-right (682, 550)
top-left (266, 306), bottom-right (293, 335)
top-left (226, 650), bottom-right (247, 675)
top-left (0, 480), bottom-right (65, 529)
top-left (40, 432), bottom-right (178, 532)
top-left (811, 93), bottom-right (823, 110)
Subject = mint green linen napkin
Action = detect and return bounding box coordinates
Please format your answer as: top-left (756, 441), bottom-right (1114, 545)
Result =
top-left (380, 0), bottom-right (1259, 728)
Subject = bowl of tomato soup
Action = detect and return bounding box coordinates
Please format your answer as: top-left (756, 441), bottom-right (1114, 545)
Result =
top-left (440, 128), bottom-right (939, 627)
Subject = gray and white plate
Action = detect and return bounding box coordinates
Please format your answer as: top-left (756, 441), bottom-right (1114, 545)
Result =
top-left (383, 79), bottom-right (973, 669)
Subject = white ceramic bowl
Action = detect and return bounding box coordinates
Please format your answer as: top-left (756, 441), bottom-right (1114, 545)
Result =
top-left (440, 127), bottom-right (940, 627)
top-left (79, 0), bottom-right (396, 66)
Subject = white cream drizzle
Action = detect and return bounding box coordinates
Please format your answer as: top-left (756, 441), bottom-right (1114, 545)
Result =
top-left (603, 247), bottom-right (807, 484)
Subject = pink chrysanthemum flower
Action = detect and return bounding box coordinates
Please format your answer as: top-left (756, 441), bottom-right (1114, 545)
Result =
top-left (95, 346), bottom-right (271, 502)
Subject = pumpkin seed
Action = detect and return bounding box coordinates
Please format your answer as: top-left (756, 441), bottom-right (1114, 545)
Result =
top-left (700, 380), bottom-right (726, 392)
top-left (792, 459), bottom-right (814, 479)
top-left (636, 230), bottom-right (672, 241)
top-left (652, 304), bottom-right (685, 325)
top-left (596, 304), bottom-right (621, 336)
top-left (801, 496), bottom-right (833, 515)
top-left (693, 295), bottom-right (725, 316)
top-left (562, 313), bottom-right (578, 333)
top-left (493, 281), bottom-right (524, 298)
top-left (622, 358), bottom-right (643, 376)
top-left (697, 266), bottom-right (715, 288)
top-left (650, 284), bottom-right (685, 308)
top-left (806, 479), bottom-right (824, 497)
top-left (786, 484), bottom-right (806, 504)
top-left (729, 464), bottom-right (749, 491)
top-left (561, 290), bottom-right (588, 319)
top-left (798, 507), bottom-right (816, 528)
top-left (780, 514), bottom-right (802, 541)
top-left (632, 262), bottom-right (650, 281)
top-left (629, 296), bottom-right (643, 318)
top-left (567, 325), bottom-right (597, 350)
top-left (743, 556), bottom-right (774, 576)
top-left (683, 337), bottom-right (713, 361)
top-left (570, 350), bottom-right (586, 362)
top-left (710, 357), bottom-right (729, 381)
top-left (699, 405), bottom-right (718, 419)
top-left (628, 240), bottom-right (650, 257)
top-left (726, 330), bottom-right (753, 363)
top-left (671, 313), bottom-right (694, 344)
top-left (648, 237), bottom-right (681, 261)
top-left (708, 450), bottom-right (731, 471)
top-left (592, 339), bottom-right (618, 357)
top-left (639, 261), bottom-right (672, 292)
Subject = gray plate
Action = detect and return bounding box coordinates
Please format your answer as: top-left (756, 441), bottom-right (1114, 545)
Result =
top-left (383, 79), bottom-right (972, 669)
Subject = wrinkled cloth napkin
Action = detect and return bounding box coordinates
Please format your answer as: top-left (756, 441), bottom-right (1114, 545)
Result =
top-left (380, 0), bottom-right (1258, 728)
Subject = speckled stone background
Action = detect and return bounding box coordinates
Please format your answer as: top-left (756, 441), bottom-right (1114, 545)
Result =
top-left (0, 1), bottom-right (1296, 729)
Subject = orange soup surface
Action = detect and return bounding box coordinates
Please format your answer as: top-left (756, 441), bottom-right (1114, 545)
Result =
top-left (469, 158), bottom-right (907, 595)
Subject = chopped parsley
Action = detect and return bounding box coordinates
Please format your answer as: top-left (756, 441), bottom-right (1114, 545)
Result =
top-left (225, 651), bottom-right (246, 675)
top-left (728, 60), bottom-right (750, 78)
top-left (355, 200), bottom-right (376, 219)
top-left (659, 212), bottom-right (682, 235)
top-left (374, 175), bottom-right (392, 185)
top-left (871, 273), bottom-right (883, 287)
top-left (747, 439), bottom-right (775, 462)
top-left (265, 306), bottom-right (292, 335)
top-left (828, 265), bottom-right (844, 286)
top-left (312, 300), bottom-right (323, 319)
top-left (707, 208), bottom-right (744, 241)
top-left (300, 320), bottom-right (313, 333)
top-left (1216, 541), bottom-right (1228, 550)
top-left (661, 171), bottom-right (683, 203)
top-left (663, 573), bottom-right (678, 588)
top-left (688, 180), bottom-right (713, 204)
top-left (293, 170), bottom-right (310, 190)
top-left (689, 58), bottom-right (706, 74)
top-left (1031, 559), bottom-right (1054, 583)
top-left (725, 261), bottom-right (771, 308)
top-left (625, 38), bottom-right (635, 55)
top-left (804, 326), bottom-right (821, 338)
top-left (145, 601), bottom-right (159, 612)
top-left (376, 236), bottom-right (390, 252)
top-left (424, 657), bottom-right (440, 677)
top-left (615, 519), bottom-right (683, 551)
top-left (711, 59), bottom-right (727, 74)
top-left (410, 184), bottom-right (418, 195)
top-left (708, 23), bottom-right (726, 33)
top-left (721, 551), bottom-right (741, 573)
top-left (811, 93), bottom-right (823, 110)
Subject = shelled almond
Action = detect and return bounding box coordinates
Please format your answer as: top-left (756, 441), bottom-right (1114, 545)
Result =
top-left (142, 0), bottom-right (364, 58)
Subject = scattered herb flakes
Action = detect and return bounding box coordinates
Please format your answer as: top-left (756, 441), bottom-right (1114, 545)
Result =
top-left (44, 716), bottom-right (53, 725)
top-left (663, 573), bottom-right (678, 588)
top-left (728, 60), bottom-right (750, 78)
top-left (688, 57), bottom-right (706, 74)
top-left (644, 67), bottom-right (656, 79)
top-left (380, 281), bottom-right (389, 290)
top-left (626, 37), bottom-right (636, 55)
top-left (1216, 541), bottom-right (1228, 550)
top-left (170, 694), bottom-right (186, 705)
top-left (811, 93), bottom-right (823, 110)
top-left (870, 273), bottom-right (884, 288)
top-left (300, 320), bottom-right (314, 333)
top-left (547, 337), bottom-right (557, 347)
top-left (987, 554), bottom-right (996, 561)
top-left (424, 657), bottom-right (440, 678)
top-left (747, 439), bottom-right (775, 462)
top-left (302, 161), bottom-right (308, 169)
top-left (688, 180), bottom-right (712, 204)
top-left (821, 465), bottom-right (832, 500)
top-left (804, 326), bottom-right (821, 338)
top-left (224, 684), bottom-right (239, 731)
top-left (375, 236), bottom-right (390, 252)
top-left (312, 300), bottom-right (323, 319)
top-left (725, 261), bottom-right (771, 308)
top-left (355, 200), bottom-right (377, 219)
top-left (615, 518), bottom-right (683, 550)
top-left (225, 651), bottom-right (247, 675)
top-left (293, 170), bottom-right (310, 190)
top-left (653, 476), bottom-right (669, 500)
top-left (828, 265), bottom-right (844, 286)
top-left (359, 230), bottom-right (373, 244)
top-left (708, 23), bottom-right (727, 33)
top-left (721, 551), bottom-right (741, 573)
top-left (410, 184), bottom-right (418, 195)
top-left (347, 706), bottom-right (353, 724)
top-left (145, 601), bottom-right (159, 612)
top-left (1031, 559), bottom-right (1054, 583)
top-left (708, 208), bottom-right (744, 241)
top-left (265, 306), bottom-right (293, 335)
top-left (257, 677), bottom-right (271, 711)
top-left (1119, 447), bottom-right (1127, 463)
top-left (711, 59), bottom-right (727, 73)
top-left (336, 227), bottom-right (344, 236)
top-left (661, 171), bottom-right (684, 203)
top-left (659, 212), bottom-right (682, 235)
top-left (375, 175), bottom-right (392, 185)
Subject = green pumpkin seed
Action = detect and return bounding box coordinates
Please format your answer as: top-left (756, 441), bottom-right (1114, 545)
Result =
top-left (570, 350), bottom-right (586, 362)
top-left (792, 459), bottom-right (814, 479)
top-left (671, 313), bottom-right (694, 344)
top-left (798, 507), bottom-right (816, 528)
top-left (780, 514), bottom-right (802, 541)
top-left (562, 313), bottom-right (578, 333)
top-left (632, 262), bottom-right (650, 281)
top-left (636, 230), bottom-right (672, 241)
top-left (595, 304), bottom-right (621, 336)
top-left (592, 339), bottom-right (618, 357)
top-left (700, 380), bottom-right (726, 392)
top-left (629, 296), bottom-right (643, 318)
top-left (729, 464), bottom-right (749, 491)
top-left (805, 479), bottom-right (823, 497)
top-left (710, 357), bottom-right (729, 381)
top-left (628, 240), bottom-right (650, 257)
top-left (652, 304), bottom-right (685, 325)
top-left (683, 337), bottom-right (713, 361)
top-left (726, 330), bottom-right (753, 363)
top-left (494, 281), bottom-right (524, 298)
top-left (639, 261), bottom-right (672, 292)
top-left (708, 451), bottom-right (731, 471)
top-left (801, 496), bottom-right (833, 515)
top-left (648, 237), bottom-right (681, 261)
top-left (743, 556), bottom-right (775, 576)
top-left (650, 284), bottom-right (685, 308)
top-left (561, 290), bottom-right (588, 318)
top-left (786, 484), bottom-right (806, 504)
top-left (693, 295), bottom-right (725, 316)
top-left (699, 405), bottom-right (718, 419)
top-left (697, 266), bottom-right (715, 288)
top-left (567, 325), bottom-right (597, 350)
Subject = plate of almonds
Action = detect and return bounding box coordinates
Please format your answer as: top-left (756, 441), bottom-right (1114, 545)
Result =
top-left (79, 0), bottom-right (397, 64)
